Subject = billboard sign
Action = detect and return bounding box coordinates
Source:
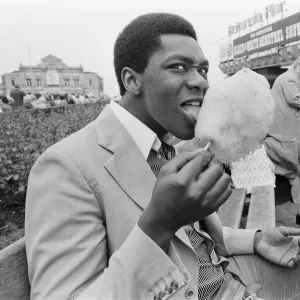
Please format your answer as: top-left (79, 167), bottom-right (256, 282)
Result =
top-left (219, 39), bottom-right (234, 62)
top-left (233, 12), bottom-right (300, 59)
top-left (46, 70), bottom-right (59, 86)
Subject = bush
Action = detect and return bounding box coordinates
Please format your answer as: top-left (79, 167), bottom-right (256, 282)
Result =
top-left (0, 102), bottom-right (108, 208)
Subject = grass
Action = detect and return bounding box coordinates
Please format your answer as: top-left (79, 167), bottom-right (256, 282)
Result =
top-left (0, 221), bottom-right (25, 251)
top-left (0, 197), bottom-right (25, 251)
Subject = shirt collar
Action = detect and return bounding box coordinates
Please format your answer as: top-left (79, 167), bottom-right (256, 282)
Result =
top-left (110, 100), bottom-right (162, 159)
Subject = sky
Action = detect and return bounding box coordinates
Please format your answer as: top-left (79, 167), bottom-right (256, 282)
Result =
top-left (0, 0), bottom-right (298, 97)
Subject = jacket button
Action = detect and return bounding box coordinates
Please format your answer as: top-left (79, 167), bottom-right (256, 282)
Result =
top-left (166, 286), bottom-right (173, 294)
top-left (158, 291), bottom-right (166, 298)
top-left (185, 288), bottom-right (195, 299)
top-left (171, 281), bottom-right (179, 290)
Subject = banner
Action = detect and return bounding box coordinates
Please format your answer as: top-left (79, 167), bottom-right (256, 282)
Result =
top-left (233, 12), bottom-right (300, 59)
top-left (219, 39), bottom-right (234, 63)
top-left (46, 70), bottom-right (59, 86)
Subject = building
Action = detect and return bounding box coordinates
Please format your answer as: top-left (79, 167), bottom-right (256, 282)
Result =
top-left (1, 54), bottom-right (104, 97)
top-left (219, 7), bottom-right (300, 88)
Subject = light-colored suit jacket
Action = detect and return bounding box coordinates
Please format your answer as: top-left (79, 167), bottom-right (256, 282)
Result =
top-left (25, 105), bottom-right (256, 300)
top-left (271, 68), bottom-right (300, 143)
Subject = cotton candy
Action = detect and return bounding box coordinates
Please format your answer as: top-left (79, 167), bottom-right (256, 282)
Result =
top-left (195, 68), bottom-right (275, 164)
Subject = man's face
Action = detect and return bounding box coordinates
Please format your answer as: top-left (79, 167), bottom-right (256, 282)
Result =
top-left (140, 34), bottom-right (209, 140)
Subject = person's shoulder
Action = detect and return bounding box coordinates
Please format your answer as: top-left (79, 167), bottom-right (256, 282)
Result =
top-left (282, 69), bottom-right (299, 81)
top-left (47, 119), bottom-right (105, 162)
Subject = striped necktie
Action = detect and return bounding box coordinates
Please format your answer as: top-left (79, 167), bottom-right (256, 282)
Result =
top-left (146, 141), bottom-right (224, 300)
top-left (147, 141), bottom-right (176, 177)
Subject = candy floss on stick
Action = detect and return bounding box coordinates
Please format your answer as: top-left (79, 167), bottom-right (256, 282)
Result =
top-left (194, 68), bottom-right (276, 193)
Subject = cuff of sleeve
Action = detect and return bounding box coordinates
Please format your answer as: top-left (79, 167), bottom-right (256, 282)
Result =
top-left (223, 228), bottom-right (258, 255)
top-left (114, 224), bottom-right (187, 291)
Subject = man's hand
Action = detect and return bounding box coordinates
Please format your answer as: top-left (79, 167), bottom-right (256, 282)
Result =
top-left (138, 150), bottom-right (232, 251)
top-left (254, 226), bottom-right (300, 268)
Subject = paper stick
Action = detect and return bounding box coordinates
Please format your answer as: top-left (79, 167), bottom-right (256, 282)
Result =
top-left (203, 141), bottom-right (212, 151)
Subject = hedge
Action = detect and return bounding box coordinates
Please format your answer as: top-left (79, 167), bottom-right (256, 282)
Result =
top-left (0, 102), bottom-right (108, 208)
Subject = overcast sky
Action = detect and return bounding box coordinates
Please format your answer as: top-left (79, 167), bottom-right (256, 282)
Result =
top-left (0, 0), bottom-right (298, 96)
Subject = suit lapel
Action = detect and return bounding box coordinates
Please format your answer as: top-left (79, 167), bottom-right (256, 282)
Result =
top-left (95, 105), bottom-right (193, 250)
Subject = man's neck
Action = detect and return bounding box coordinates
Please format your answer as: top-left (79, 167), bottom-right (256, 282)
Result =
top-left (119, 94), bottom-right (167, 139)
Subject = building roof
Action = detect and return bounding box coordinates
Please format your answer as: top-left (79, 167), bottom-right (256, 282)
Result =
top-left (41, 54), bottom-right (62, 62)
top-left (84, 72), bottom-right (103, 79)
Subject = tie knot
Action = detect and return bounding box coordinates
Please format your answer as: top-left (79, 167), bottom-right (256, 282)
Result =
top-left (160, 141), bottom-right (176, 161)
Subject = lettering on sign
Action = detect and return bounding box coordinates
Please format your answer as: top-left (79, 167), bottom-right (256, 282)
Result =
top-left (229, 1), bottom-right (286, 37)
top-left (233, 12), bottom-right (300, 59)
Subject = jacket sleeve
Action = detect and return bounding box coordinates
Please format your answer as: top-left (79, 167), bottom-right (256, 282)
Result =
top-left (25, 148), bottom-right (188, 300)
top-left (222, 226), bottom-right (257, 255)
top-left (282, 77), bottom-right (300, 109)
top-left (203, 213), bottom-right (257, 256)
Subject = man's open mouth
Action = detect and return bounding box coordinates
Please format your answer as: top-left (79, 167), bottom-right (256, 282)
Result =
top-left (181, 99), bottom-right (202, 126)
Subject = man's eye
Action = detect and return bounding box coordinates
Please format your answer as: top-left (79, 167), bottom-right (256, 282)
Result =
top-left (171, 64), bottom-right (185, 70)
top-left (198, 68), bottom-right (208, 74)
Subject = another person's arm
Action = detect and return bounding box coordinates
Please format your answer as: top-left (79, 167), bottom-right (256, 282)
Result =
top-left (283, 77), bottom-right (300, 109)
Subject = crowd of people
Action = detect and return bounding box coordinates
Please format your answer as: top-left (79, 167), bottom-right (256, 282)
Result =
top-left (0, 85), bottom-right (105, 113)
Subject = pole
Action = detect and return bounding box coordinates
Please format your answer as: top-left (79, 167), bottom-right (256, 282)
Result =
top-left (28, 44), bottom-right (33, 92)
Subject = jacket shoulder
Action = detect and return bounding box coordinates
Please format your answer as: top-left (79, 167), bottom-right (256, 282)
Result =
top-left (44, 119), bottom-right (109, 168)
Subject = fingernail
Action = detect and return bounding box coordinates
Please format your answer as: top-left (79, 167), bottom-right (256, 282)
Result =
top-left (192, 149), bottom-right (211, 162)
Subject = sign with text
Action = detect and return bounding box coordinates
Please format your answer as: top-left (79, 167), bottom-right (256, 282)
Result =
top-left (46, 70), bottom-right (59, 86)
top-left (219, 39), bottom-right (234, 62)
top-left (229, 1), bottom-right (286, 37)
top-left (233, 12), bottom-right (300, 59)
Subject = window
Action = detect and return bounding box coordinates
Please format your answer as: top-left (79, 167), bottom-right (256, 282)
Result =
top-left (26, 79), bottom-right (32, 87)
top-left (64, 80), bottom-right (69, 87)
top-left (36, 80), bottom-right (41, 87)
top-left (11, 79), bottom-right (15, 86)
top-left (88, 79), bottom-right (93, 87)
top-left (74, 80), bottom-right (79, 87)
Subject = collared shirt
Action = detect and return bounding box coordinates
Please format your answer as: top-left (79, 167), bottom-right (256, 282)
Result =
top-left (110, 100), bottom-right (170, 157)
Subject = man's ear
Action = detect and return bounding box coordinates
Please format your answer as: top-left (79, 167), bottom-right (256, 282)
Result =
top-left (121, 67), bottom-right (142, 95)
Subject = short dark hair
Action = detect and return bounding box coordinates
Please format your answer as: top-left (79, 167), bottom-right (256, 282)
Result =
top-left (114, 13), bottom-right (197, 96)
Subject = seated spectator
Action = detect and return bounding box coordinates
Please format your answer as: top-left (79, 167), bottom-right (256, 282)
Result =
top-left (33, 96), bottom-right (51, 109)
top-left (6, 95), bottom-right (15, 105)
top-left (72, 94), bottom-right (80, 104)
top-left (78, 94), bottom-right (85, 104)
top-left (0, 90), bottom-right (10, 104)
top-left (0, 97), bottom-right (13, 112)
top-left (23, 94), bottom-right (32, 104)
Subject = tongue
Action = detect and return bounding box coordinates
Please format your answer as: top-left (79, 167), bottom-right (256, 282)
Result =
top-left (185, 106), bottom-right (201, 125)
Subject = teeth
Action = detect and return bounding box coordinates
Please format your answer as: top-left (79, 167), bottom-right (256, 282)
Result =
top-left (184, 101), bottom-right (200, 106)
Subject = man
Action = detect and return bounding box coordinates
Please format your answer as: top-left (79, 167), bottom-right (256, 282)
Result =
top-left (270, 57), bottom-right (300, 224)
top-left (10, 84), bottom-right (26, 107)
top-left (25, 13), bottom-right (300, 300)
top-left (0, 90), bottom-right (13, 112)
top-left (271, 57), bottom-right (300, 143)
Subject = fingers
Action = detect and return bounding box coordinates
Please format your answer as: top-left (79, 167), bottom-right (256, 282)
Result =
top-left (194, 163), bottom-right (227, 194)
top-left (176, 150), bottom-right (212, 180)
top-left (287, 254), bottom-right (300, 268)
top-left (278, 227), bottom-right (300, 237)
top-left (162, 150), bottom-right (211, 176)
top-left (188, 173), bottom-right (232, 212)
top-left (205, 173), bottom-right (232, 201)
top-left (286, 238), bottom-right (300, 268)
top-left (210, 185), bottom-right (232, 212)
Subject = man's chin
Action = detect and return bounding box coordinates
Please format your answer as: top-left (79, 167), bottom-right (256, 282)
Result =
top-left (172, 128), bottom-right (195, 141)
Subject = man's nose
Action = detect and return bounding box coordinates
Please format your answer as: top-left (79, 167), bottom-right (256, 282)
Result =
top-left (186, 69), bottom-right (209, 92)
